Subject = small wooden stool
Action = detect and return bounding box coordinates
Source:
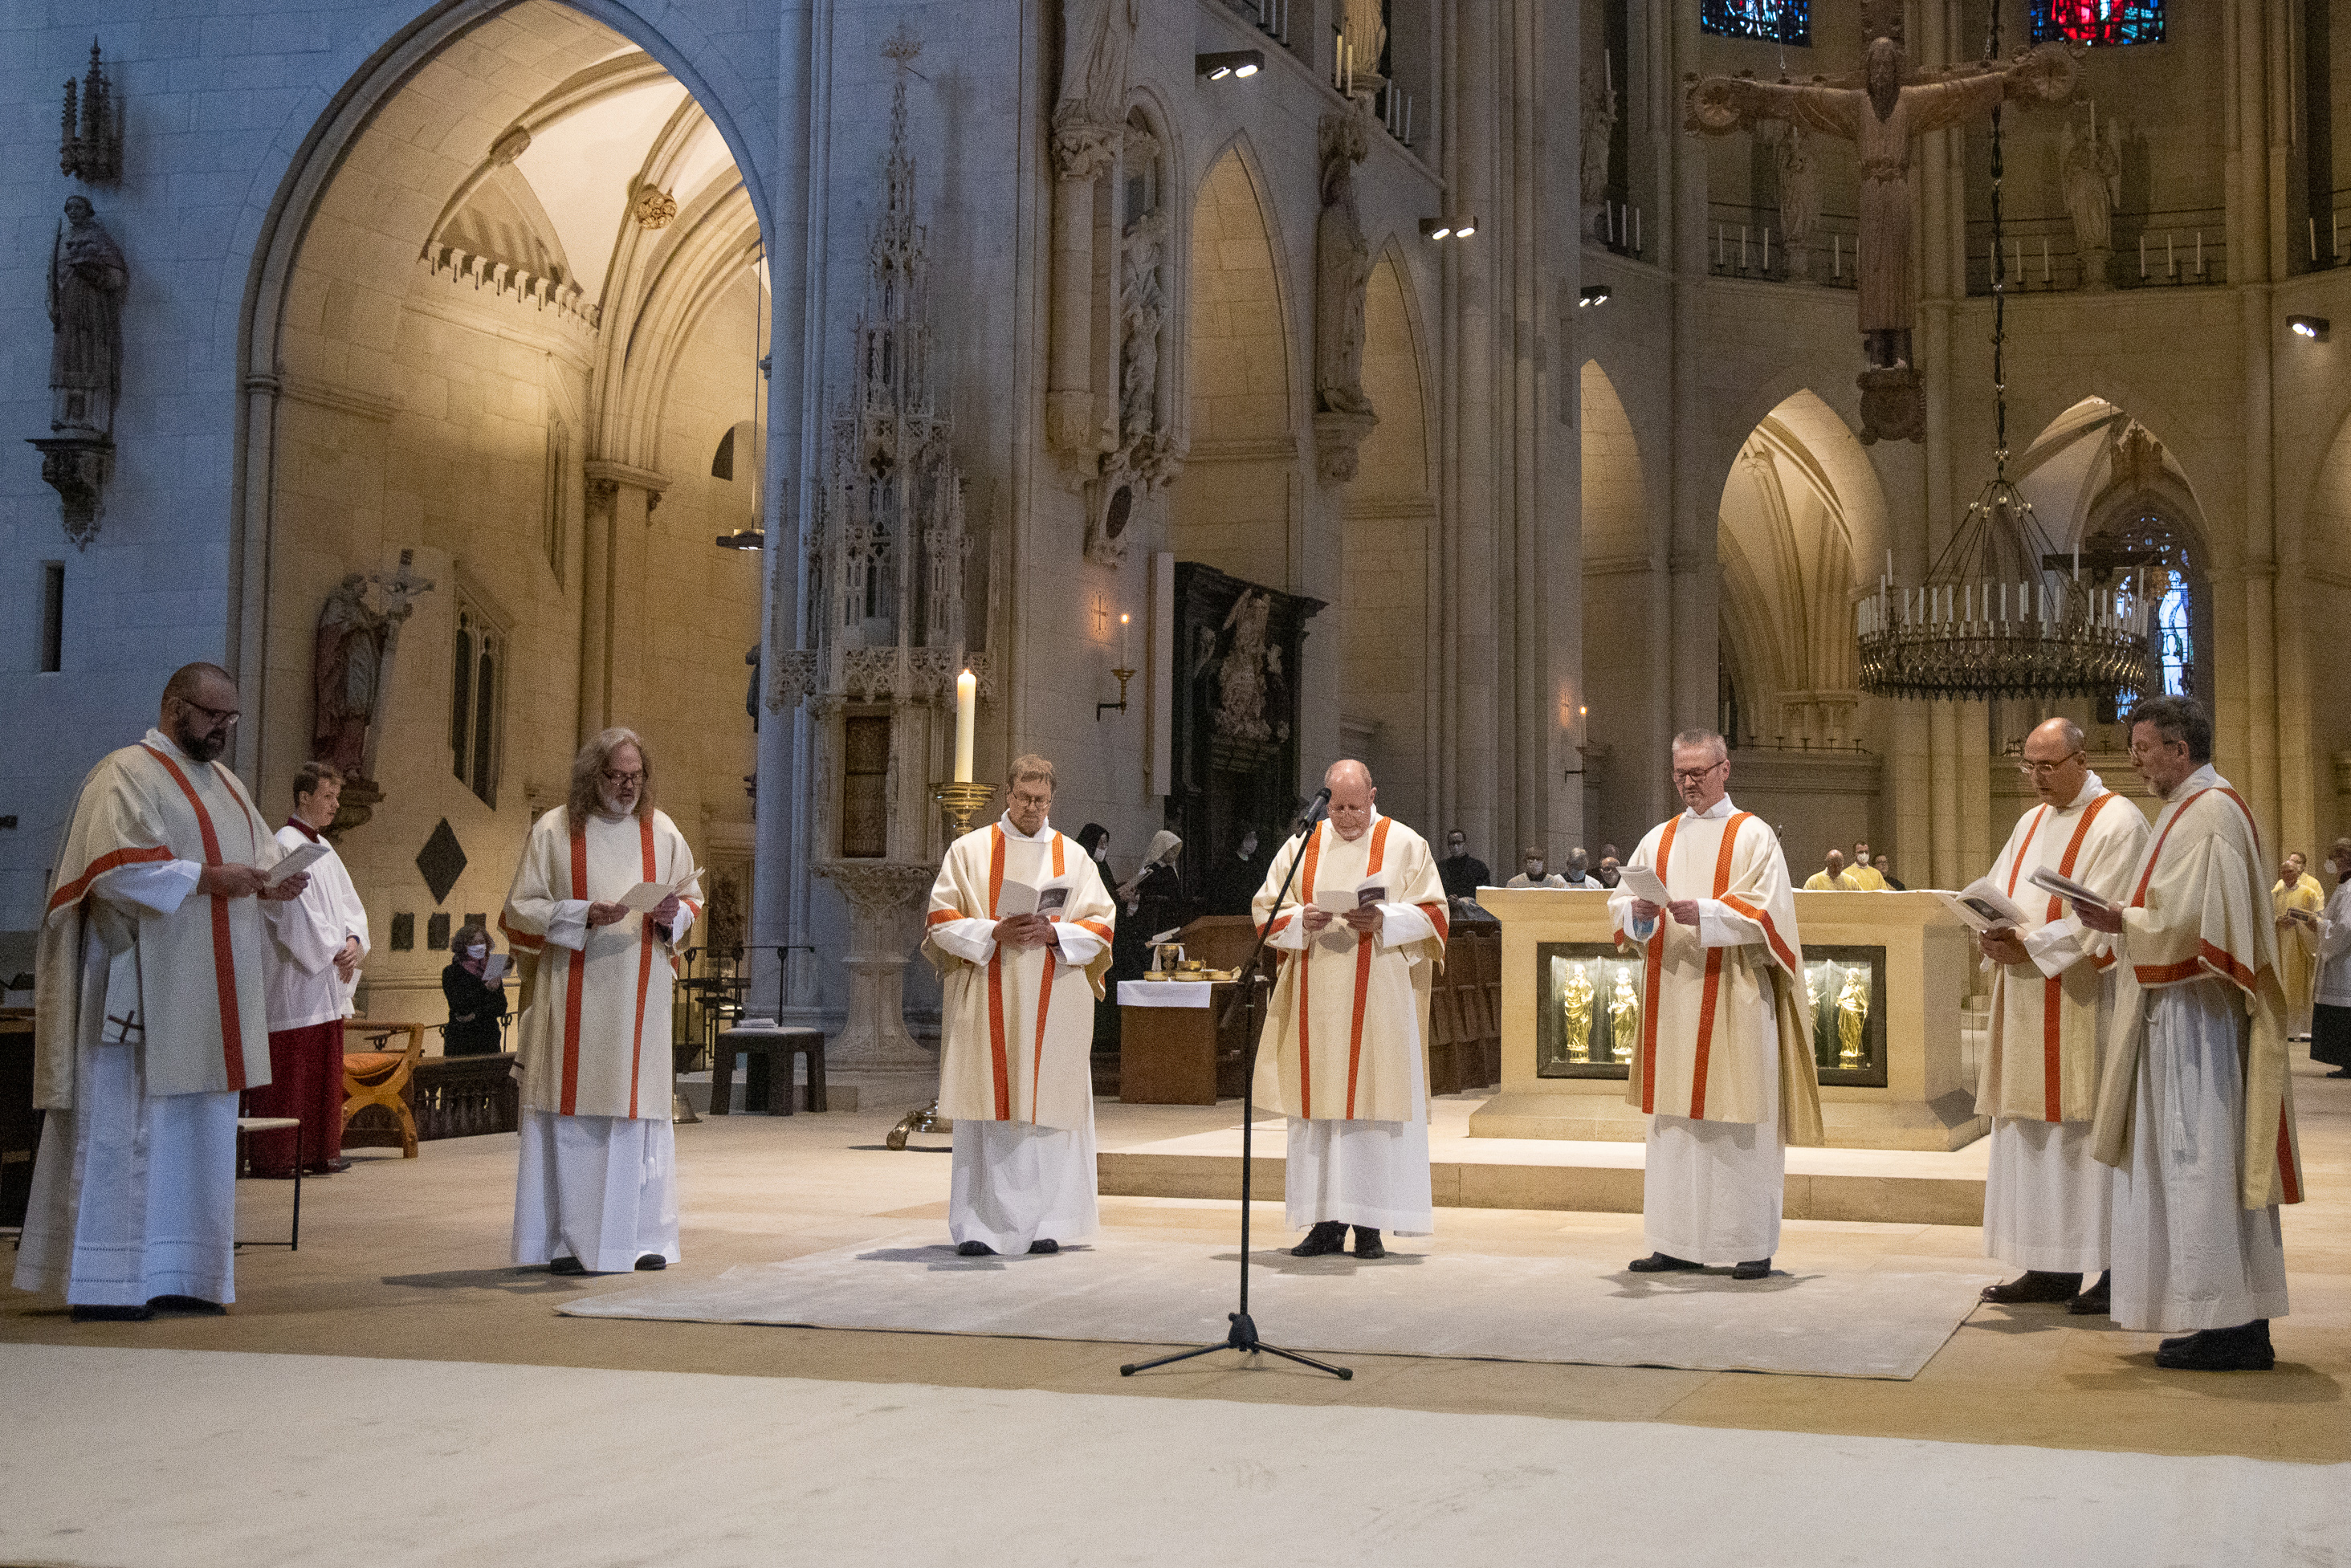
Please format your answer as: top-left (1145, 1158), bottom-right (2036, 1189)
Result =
top-left (711, 1027), bottom-right (827, 1114)
top-left (342, 1022), bottom-right (425, 1157)
top-left (234, 1115), bottom-right (304, 1250)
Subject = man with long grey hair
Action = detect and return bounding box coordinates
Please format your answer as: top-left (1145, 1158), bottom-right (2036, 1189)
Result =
top-left (500, 727), bottom-right (702, 1275)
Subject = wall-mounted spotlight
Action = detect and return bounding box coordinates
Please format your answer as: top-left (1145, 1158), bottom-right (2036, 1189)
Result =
top-left (2288, 314), bottom-right (2330, 340)
top-left (1197, 50), bottom-right (1264, 80)
top-left (714, 528), bottom-right (764, 549)
top-left (1420, 215), bottom-right (1478, 241)
top-left (1578, 284), bottom-right (1611, 307)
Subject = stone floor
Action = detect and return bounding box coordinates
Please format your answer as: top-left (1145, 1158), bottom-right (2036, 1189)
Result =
top-left (5, 1053), bottom-right (2346, 1471)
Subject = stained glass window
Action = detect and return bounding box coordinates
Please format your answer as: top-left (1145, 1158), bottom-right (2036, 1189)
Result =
top-left (1701, 0), bottom-right (1810, 47)
top-left (2031, 0), bottom-right (2163, 47)
top-left (2153, 571), bottom-right (2192, 696)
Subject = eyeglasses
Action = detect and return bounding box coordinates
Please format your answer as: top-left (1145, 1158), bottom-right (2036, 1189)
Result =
top-left (1671, 760), bottom-right (1726, 784)
top-left (601, 769), bottom-right (646, 787)
top-left (2015, 751), bottom-right (2083, 778)
top-left (175, 698), bottom-right (240, 727)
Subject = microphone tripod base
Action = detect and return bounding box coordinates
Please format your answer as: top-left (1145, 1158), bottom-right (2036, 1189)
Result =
top-left (1119, 1311), bottom-right (1354, 1379)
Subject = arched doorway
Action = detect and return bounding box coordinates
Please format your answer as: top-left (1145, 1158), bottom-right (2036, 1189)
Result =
top-left (237, 1), bottom-right (771, 1022)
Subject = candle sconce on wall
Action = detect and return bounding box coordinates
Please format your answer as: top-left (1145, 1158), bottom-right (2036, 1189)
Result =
top-left (1098, 613), bottom-right (1135, 719)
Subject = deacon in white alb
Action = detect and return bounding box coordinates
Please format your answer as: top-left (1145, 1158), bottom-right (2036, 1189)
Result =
top-left (14, 663), bottom-right (308, 1321)
top-left (1972, 719), bottom-right (2148, 1315)
top-left (500, 728), bottom-right (701, 1276)
top-left (1253, 760), bottom-right (1448, 1260)
top-left (1610, 729), bottom-right (1823, 1281)
top-left (923, 755), bottom-right (1116, 1256)
top-left (250, 759), bottom-right (371, 1178)
top-left (2080, 696), bottom-right (2303, 1370)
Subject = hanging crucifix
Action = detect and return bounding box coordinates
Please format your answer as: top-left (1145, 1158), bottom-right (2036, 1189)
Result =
top-left (1684, 0), bottom-right (2076, 444)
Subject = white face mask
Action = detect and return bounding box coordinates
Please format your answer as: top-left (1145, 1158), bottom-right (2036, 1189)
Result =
top-left (1093, 845), bottom-right (1107, 862)
top-left (467, 944), bottom-right (487, 959)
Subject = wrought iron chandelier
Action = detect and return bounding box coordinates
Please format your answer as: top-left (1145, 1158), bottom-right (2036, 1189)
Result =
top-left (1855, 18), bottom-right (2152, 703)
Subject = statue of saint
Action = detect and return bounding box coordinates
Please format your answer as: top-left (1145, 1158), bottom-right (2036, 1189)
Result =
top-left (47, 196), bottom-right (128, 438)
top-left (312, 573), bottom-right (385, 780)
top-left (1052, 0), bottom-right (1139, 178)
top-left (1836, 965), bottom-right (1872, 1069)
top-left (1314, 108), bottom-right (1375, 420)
top-left (1214, 590), bottom-right (1273, 742)
top-left (2060, 117), bottom-right (2122, 289)
top-left (1580, 72), bottom-right (1618, 230)
top-left (1609, 964), bottom-right (1640, 1065)
top-left (1559, 961), bottom-right (1596, 1065)
top-left (1770, 121), bottom-right (1823, 279)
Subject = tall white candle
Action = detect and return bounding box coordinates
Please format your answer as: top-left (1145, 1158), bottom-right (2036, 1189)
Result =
top-left (954, 669), bottom-right (976, 783)
top-left (1118, 611), bottom-right (1131, 667)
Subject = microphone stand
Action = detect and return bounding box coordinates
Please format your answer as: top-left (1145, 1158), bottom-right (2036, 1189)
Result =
top-left (1121, 799), bottom-right (1351, 1381)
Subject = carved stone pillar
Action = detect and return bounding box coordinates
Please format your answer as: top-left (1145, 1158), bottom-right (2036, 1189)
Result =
top-left (580, 458), bottom-right (667, 739)
top-left (1047, 153), bottom-right (1107, 458)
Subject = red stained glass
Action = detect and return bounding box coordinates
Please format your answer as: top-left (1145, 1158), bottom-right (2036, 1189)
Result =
top-left (2031, 0), bottom-right (2164, 47)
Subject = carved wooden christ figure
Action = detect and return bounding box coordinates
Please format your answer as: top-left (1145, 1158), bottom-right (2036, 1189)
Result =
top-left (1686, 36), bottom-right (2075, 442)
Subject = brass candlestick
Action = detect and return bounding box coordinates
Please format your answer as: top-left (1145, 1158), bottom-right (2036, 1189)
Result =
top-left (934, 780), bottom-right (996, 835)
top-left (1096, 666), bottom-right (1136, 719)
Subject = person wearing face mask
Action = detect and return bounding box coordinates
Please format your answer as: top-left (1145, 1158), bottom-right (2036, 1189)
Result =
top-left (250, 760), bottom-right (372, 1178)
top-left (2272, 852), bottom-right (2323, 1041)
top-left (500, 728), bottom-right (702, 1276)
top-left (1436, 828), bottom-right (1491, 917)
top-left (442, 922), bottom-right (509, 1057)
top-left (2304, 839), bottom-right (2351, 1079)
top-left (1505, 848), bottom-right (1570, 890)
top-left (1209, 827), bottom-right (1265, 917)
top-left (1559, 849), bottom-right (1603, 889)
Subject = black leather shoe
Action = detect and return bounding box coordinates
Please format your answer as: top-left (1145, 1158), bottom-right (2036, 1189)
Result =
top-left (1628, 1252), bottom-right (1703, 1273)
top-left (70, 1304), bottom-right (153, 1322)
top-left (1351, 1227), bottom-right (1385, 1259)
top-left (146, 1295), bottom-right (226, 1315)
top-left (1027, 1238), bottom-right (1059, 1255)
top-left (1731, 1258), bottom-right (1771, 1281)
top-left (1981, 1269), bottom-right (2081, 1305)
top-left (1290, 1221), bottom-right (1348, 1257)
top-left (955, 1240), bottom-right (996, 1256)
top-left (548, 1256), bottom-right (586, 1276)
top-left (2155, 1320), bottom-right (2274, 1371)
top-left (634, 1254), bottom-right (667, 1271)
top-left (2066, 1271), bottom-right (2112, 1315)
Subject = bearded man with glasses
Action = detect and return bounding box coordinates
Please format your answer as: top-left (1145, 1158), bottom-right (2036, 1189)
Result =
top-left (499, 728), bottom-right (702, 1275)
top-left (15, 662), bottom-right (310, 1321)
top-left (1607, 730), bottom-right (1822, 1283)
top-left (1972, 717), bottom-right (2148, 1318)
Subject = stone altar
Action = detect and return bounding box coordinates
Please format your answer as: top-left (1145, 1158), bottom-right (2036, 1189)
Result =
top-left (1469, 888), bottom-right (1984, 1151)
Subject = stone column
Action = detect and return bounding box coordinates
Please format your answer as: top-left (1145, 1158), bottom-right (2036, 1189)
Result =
top-left (580, 459), bottom-right (667, 741)
top-left (1047, 162), bottom-right (1104, 458)
top-left (1664, 0), bottom-right (1716, 743)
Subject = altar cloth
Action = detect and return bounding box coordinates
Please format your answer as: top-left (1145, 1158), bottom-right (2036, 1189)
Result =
top-left (558, 1231), bottom-right (2002, 1379)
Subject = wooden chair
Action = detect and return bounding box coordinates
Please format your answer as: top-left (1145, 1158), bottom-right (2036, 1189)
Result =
top-left (342, 1022), bottom-right (425, 1159)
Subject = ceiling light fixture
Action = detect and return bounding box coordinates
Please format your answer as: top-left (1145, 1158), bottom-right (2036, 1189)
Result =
top-left (1197, 50), bottom-right (1265, 80)
top-left (2288, 314), bottom-right (2330, 340)
top-left (1419, 218), bottom-right (1452, 240)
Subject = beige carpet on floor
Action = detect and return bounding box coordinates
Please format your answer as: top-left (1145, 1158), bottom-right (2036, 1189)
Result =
top-left (558, 1232), bottom-right (2003, 1379)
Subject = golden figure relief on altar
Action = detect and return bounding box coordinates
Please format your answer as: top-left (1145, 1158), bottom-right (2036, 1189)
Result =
top-left (1608, 964), bottom-right (1640, 1065)
top-left (1835, 966), bottom-right (1872, 1071)
top-left (1557, 961), bottom-right (1595, 1066)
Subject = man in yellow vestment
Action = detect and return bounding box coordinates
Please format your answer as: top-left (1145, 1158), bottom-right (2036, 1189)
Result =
top-left (1974, 719), bottom-right (2148, 1315)
top-left (1845, 841), bottom-right (1889, 890)
top-left (14, 664), bottom-right (308, 1321)
top-left (2081, 696), bottom-right (2302, 1371)
top-left (1253, 760), bottom-right (1448, 1260)
top-left (1611, 729), bottom-right (1823, 1281)
top-left (924, 755), bottom-right (1116, 1256)
top-left (1803, 849), bottom-right (1857, 890)
top-left (2272, 852), bottom-right (2323, 1039)
top-left (501, 728), bottom-right (700, 1275)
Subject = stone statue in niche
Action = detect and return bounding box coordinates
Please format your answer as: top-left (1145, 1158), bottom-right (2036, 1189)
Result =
top-left (1579, 70), bottom-right (1617, 234)
top-left (47, 196), bottom-right (126, 438)
top-left (1051, 0), bottom-right (1139, 179)
top-left (1312, 107), bottom-right (1378, 483)
top-left (1119, 209), bottom-right (1164, 442)
top-left (1768, 120), bottom-right (1821, 280)
top-left (2060, 116), bottom-right (2121, 291)
top-left (312, 556), bottom-right (434, 788)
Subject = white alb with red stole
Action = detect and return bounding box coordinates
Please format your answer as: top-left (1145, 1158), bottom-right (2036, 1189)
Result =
top-left (1250, 813), bottom-right (1448, 1125)
top-left (501, 805), bottom-right (700, 1121)
top-left (923, 821), bottom-right (1118, 1131)
top-left (1977, 777), bottom-right (2148, 1123)
top-left (1610, 805), bottom-right (1820, 1137)
top-left (34, 732), bottom-right (279, 1110)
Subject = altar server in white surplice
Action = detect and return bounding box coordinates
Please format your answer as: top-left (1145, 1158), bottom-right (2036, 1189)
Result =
top-left (500, 728), bottom-right (701, 1277)
top-left (1974, 718), bottom-right (2148, 1316)
top-left (1610, 729), bottom-right (1823, 1281)
top-left (2079, 697), bottom-right (2302, 1371)
top-left (250, 759), bottom-right (371, 1178)
top-left (924, 755), bottom-right (1115, 1256)
top-left (14, 663), bottom-right (309, 1322)
top-left (1253, 760), bottom-right (1448, 1261)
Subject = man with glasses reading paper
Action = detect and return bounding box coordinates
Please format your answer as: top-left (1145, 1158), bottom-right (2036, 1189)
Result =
top-left (1609, 731), bottom-right (1822, 1282)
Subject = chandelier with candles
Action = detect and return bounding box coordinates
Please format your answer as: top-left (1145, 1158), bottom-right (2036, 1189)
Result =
top-left (1855, 14), bottom-right (2153, 703)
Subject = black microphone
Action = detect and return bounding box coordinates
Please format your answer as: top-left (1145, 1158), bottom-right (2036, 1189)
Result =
top-left (1298, 786), bottom-right (1332, 827)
